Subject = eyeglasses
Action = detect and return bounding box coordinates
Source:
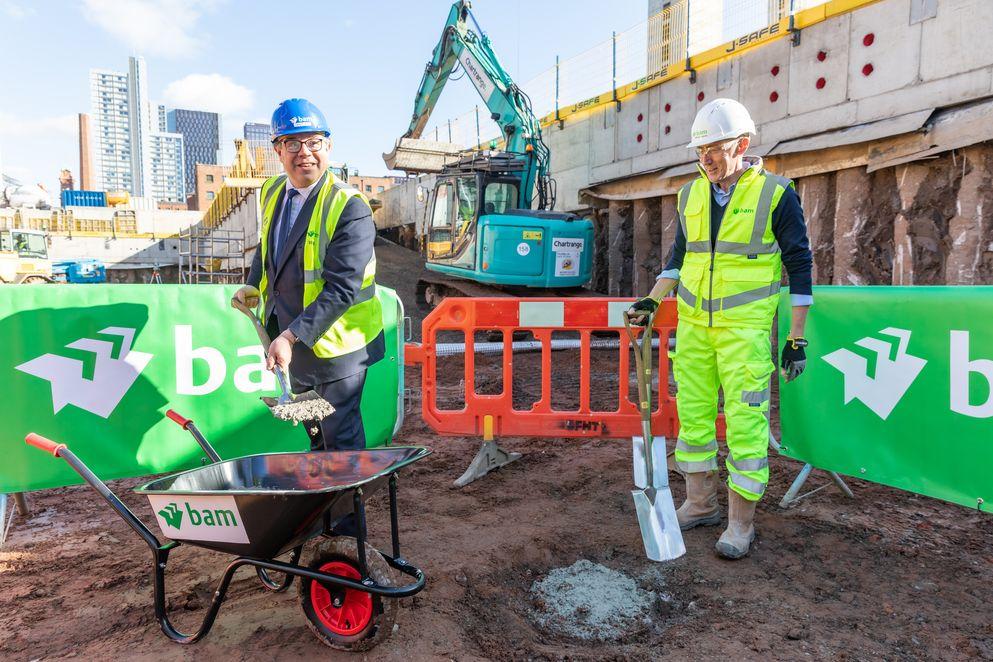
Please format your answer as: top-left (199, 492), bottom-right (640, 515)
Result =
top-left (277, 136), bottom-right (327, 153)
top-left (695, 139), bottom-right (739, 160)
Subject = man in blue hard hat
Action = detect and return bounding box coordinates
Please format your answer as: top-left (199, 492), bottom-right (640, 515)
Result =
top-left (233, 98), bottom-right (384, 451)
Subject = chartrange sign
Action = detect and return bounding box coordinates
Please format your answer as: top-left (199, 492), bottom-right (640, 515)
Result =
top-left (778, 286), bottom-right (993, 511)
top-left (147, 494), bottom-right (250, 544)
top-left (1, 285), bottom-right (402, 492)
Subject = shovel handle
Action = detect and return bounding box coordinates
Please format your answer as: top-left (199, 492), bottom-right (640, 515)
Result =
top-left (25, 433), bottom-right (67, 458)
top-left (231, 297), bottom-right (273, 348)
top-left (232, 296), bottom-right (295, 401)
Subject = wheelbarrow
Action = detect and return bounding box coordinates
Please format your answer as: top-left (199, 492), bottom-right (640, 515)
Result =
top-left (24, 410), bottom-right (431, 652)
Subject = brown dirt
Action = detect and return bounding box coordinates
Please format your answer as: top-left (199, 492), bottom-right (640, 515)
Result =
top-left (3, 240), bottom-right (993, 661)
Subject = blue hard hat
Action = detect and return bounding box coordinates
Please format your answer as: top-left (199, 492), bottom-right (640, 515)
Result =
top-left (271, 98), bottom-right (331, 139)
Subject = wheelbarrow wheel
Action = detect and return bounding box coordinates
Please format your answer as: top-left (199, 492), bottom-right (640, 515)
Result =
top-left (299, 537), bottom-right (398, 651)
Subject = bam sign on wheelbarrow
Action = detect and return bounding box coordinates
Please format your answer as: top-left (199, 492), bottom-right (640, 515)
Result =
top-left (778, 286), bottom-right (993, 511)
top-left (0, 285), bottom-right (404, 493)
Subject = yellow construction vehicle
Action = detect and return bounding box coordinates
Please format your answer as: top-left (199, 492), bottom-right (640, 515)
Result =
top-left (0, 229), bottom-right (54, 283)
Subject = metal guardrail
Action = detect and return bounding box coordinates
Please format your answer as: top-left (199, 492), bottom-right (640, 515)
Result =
top-left (424, 0), bottom-right (870, 148)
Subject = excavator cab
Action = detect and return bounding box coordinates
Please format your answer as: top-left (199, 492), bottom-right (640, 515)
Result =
top-left (422, 155), bottom-right (593, 288)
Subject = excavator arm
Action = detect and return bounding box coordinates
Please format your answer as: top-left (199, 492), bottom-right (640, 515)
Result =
top-left (385, 0), bottom-right (554, 209)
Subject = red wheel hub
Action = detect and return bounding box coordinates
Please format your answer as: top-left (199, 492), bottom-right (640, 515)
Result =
top-left (310, 560), bottom-right (374, 636)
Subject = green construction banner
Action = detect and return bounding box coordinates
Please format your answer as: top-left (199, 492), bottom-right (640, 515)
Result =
top-left (0, 285), bottom-right (403, 492)
top-left (778, 286), bottom-right (993, 511)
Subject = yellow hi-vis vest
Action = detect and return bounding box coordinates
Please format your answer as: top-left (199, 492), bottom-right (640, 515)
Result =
top-left (675, 163), bottom-right (793, 329)
top-left (258, 172), bottom-right (382, 359)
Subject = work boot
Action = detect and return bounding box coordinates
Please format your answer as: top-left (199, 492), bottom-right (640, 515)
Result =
top-left (715, 489), bottom-right (758, 559)
top-left (676, 470), bottom-right (722, 531)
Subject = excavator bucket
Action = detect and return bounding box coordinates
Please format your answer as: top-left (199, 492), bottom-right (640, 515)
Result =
top-left (383, 138), bottom-right (462, 174)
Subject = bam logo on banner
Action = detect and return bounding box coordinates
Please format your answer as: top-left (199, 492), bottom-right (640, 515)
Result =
top-left (146, 494), bottom-right (250, 544)
top-left (778, 286), bottom-right (993, 511)
top-left (17, 325), bottom-right (278, 418)
top-left (1, 285), bottom-right (401, 494)
top-left (822, 328), bottom-right (993, 420)
top-left (16, 327), bottom-right (153, 419)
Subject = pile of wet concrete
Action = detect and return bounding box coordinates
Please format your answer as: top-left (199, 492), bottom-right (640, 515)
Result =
top-left (528, 559), bottom-right (662, 641)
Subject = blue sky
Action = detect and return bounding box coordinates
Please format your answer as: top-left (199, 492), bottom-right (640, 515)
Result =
top-left (0, 0), bottom-right (646, 194)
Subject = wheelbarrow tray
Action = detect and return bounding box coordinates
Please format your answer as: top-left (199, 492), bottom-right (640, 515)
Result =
top-left (135, 446), bottom-right (429, 558)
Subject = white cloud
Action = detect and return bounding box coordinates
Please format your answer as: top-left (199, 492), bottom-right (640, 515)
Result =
top-left (0, 113), bottom-right (76, 137)
top-left (81, 0), bottom-right (222, 58)
top-left (163, 74), bottom-right (255, 115)
top-left (1, 1), bottom-right (34, 19)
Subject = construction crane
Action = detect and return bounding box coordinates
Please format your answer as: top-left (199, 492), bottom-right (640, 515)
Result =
top-left (384, 0), bottom-right (594, 306)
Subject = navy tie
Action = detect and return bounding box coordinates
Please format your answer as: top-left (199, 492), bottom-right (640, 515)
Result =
top-left (276, 189), bottom-right (299, 261)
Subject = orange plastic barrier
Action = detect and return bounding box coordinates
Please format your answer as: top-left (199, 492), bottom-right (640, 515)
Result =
top-left (405, 297), bottom-right (727, 440)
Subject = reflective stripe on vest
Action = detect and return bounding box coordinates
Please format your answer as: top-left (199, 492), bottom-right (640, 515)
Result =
top-left (675, 165), bottom-right (791, 328)
top-left (258, 172), bottom-right (382, 359)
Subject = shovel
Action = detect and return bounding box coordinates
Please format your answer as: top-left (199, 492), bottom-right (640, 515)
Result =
top-left (231, 298), bottom-right (335, 424)
top-left (624, 312), bottom-right (686, 562)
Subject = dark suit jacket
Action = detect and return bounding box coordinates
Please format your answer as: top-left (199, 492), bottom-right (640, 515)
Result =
top-left (247, 171), bottom-right (385, 388)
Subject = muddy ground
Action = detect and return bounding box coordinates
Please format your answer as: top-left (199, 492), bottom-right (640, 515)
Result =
top-left (2, 240), bottom-right (992, 661)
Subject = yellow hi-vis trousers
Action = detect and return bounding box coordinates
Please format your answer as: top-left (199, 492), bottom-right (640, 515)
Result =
top-left (672, 322), bottom-right (775, 501)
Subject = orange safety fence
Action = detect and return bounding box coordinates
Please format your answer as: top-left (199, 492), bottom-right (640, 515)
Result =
top-left (405, 297), bottom-right (727, 440)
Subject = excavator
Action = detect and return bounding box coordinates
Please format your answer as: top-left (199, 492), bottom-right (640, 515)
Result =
top-left (384, 0), bottom-right (594, 306)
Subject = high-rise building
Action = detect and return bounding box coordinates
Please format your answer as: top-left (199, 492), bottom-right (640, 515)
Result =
top-left (167, 109), bottom-right (221, 196)
top-left (126, 56), bottom-right (155, 198)
top-left (157, 104), bottom-right (168, 132)
top-left (149, 133), bottom-right (185, 202)
top-left (243, 122), bottom-right (272, 143)
top-left (89, 57), bottom-right (186, 202)
top-left (89, 67), bottom-right (132, 193)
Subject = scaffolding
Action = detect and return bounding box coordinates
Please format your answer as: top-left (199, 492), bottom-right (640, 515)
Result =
top-left (178, 226), bottom-right (247, 284)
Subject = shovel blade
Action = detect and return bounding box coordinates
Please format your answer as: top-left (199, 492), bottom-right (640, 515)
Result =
top-left (631, 486), bottom-right (686, 562)
top-left (632, 436), bottom-right (671, 490)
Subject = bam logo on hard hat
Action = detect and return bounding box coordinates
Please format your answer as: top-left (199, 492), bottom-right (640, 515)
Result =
top-left (15, 327), bottom-right (152, 419)
top-left (147, 494), bottom-right (249, 544)
top-left (289, 116), bottom-right (316, 128)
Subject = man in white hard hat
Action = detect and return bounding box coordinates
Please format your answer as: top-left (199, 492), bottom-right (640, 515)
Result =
top-left (627, 98), bottom-right (813, 559)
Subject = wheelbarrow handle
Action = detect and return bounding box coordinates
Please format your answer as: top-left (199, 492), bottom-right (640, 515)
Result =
top-left (165, 409), bottom-right (192, 430)
top-left (24, 433), bottom-right (162, 551)
top-left (163, 410), bottom-right (222, 464)
top-left (25, 433), bottom-right (67, 457)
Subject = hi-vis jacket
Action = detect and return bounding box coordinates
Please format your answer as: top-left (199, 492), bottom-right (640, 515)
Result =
top-left (675, 164), bottom-right (794, 329)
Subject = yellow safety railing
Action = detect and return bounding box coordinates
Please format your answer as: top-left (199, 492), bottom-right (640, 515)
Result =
top-left (0, 208), bottom-right (171, 238)
top-left (423, 0), bottom-right (880, 146)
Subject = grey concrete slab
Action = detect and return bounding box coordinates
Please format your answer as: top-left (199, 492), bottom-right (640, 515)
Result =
top-left (592, 106), bottom-right (617, 168)
top-left (592, 159), bottom-right (635, 185)
top-left (740, 38), bottom-right (790, 128)
top-left (854, 67), bottom-right (993, 123)
top-left (787, 12), bottom-right (852, 117)
top-left (617, 94), bottom-right (652, 161)
top-left (658, 76), bottom-right (697, 150)
top-left (847, 0), bottom-right (921, 101)
top-left (920, 0), bottom-right (993, 82)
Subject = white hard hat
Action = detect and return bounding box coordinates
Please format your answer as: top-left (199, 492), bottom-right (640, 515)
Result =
top-left (687, 98), bottom-right (756, 149)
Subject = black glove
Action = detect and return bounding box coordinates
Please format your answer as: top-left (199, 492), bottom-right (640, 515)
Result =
top-left (780, 337), bottom-right (808, 382)
top-left (626, 296), bottom-right (659, 326)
